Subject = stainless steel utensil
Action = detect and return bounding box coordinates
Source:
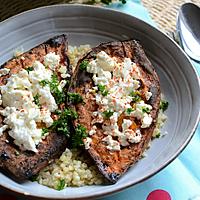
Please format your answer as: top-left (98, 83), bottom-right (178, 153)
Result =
top-left (177, 3), bottom-right (200, 62)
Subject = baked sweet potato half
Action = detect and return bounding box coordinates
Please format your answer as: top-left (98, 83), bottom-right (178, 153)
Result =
top-left (69, 40), bottom-right (161, 183)
top-left (0, 35), bottom-right (72, 180)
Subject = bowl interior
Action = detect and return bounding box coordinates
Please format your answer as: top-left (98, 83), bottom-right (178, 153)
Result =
top-left (0, 5), bottom-right (199, 199)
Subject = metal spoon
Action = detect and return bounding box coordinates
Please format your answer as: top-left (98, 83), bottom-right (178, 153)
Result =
top-left (176, 3), bottom-right (200, 62)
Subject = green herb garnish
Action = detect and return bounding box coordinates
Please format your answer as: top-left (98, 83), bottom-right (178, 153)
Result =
top-left (79, 60), bottom-right (89, 71)
top-left (155, 132), bottom-right (161, 138)
top-left (72, 124), bottom-right (87, 148)
top-left (97, 84), bottom-right (109, 96)
top-left (67, 92), bottom-right (83, 104)
top-left (30, 175), bottom-right (38, 182)
top-left (142, 107), bottom-right (150, 113)
top-left (49, 74), bottom-right (66, 104)
top-left (41, 128), bottom-right (49, 136)
top-left (129, 91), bottom-right (141, 103)
top-left (100, 0), bottom-right (112, 4)
top-left (25, 67), bottom-right (34, 73)
top-left (103, 110), bottom-right (114, 119)
top-left (56, 179), bottom-right (65, 191)
top-left (33, 94), bottom-right (40, 107)
top-left (51, 109), bottom-right (78, 137)
top-left (126, 108), bottom-right (134, 115)
top-left (160, 100), bottom-right (169, 112)
top-left (39, 80), bottom-right (49, 87)
top-left (119, 0), bottom-right (126, 4)
top-left (15, 150), bottom-right (20, 156)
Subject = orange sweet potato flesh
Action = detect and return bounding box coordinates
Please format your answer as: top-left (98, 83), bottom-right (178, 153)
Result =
top-left (0, 35), bottom-right (71, 180)
top-left (69, 40), bottom-right (161, 183)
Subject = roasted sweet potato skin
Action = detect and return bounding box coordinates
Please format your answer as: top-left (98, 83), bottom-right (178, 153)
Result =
top-left (0, 35), bottom-right (71, 180)
top-left (70, 40), bottom-right (161, 183)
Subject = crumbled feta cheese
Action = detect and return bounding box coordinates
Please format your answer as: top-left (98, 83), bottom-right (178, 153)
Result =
top-left (86, 51), bottom-right (153, 150)
top-left (84, 137), bottom-right (92, 149)
top-left (122, 119), bottom-right (132, 132)
top-left (58, 65), bottom-right (67, 74)
top-left (44, 52), bottom-right (60, 70)
top-left (29, 61), bottom-right (52, 83)
top-left (0, 68), bottom-right (10, 77)
top-left (118, 133), bottom-right (129, 146)
top-left (96, 51), bottom-right (116, 72)
top-left (59, 65), bottom-right (70, 79)
top-left (89, 126), bottom-right (97, 136)
top-left (141, 113), bottom-right (153, 128)
top-left (2, 107), bottom-right (42, 152)
top-left (0, 56), bottom-right (61, 152)
top-left (126, 129), bottom-right (142, 143)
top-left (133, 80), bottom-right (141, 90)
top-left (131, 101), bottom-right (152, 120)
top-left (87, 60), bottom-right (98, 74)
top-left (102, 135), bottom-right (120, 151)
top-left (59, 80), bottom-right (67, 89)
top-left (61, 73), bottom-right (70, 79)
top-left (0, 125), bottom-right (8, 136)
top-left (145, 91), bottom-right (152, 101)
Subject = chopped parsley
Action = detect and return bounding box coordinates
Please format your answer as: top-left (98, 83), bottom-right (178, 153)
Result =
top-left (56, 179), bottom-right (65, 191)
top-left (51, 109), bottom-right (78, 137)
top-left (67, 92), bottom-right (83, 104)
top-left (49, 74), bottom-right (66, 105)
top-left (25, 67), bottom-right (34, 73)
top-left (100, 0), bottom-right (112, 4)
top-left (33, 94), bottom-right (40, 107)
top-left (71, 124), bottom-right (87, 148)
top-left (103, 110), bottom-right (114, 119)
top-left (119, 0), bottom-right (126, 4)
top-left (29, 175), bottom-right (38, 182)
top-left (160, 100), bottom-right (169, 112)
top-left (126, 108), bottom-right (134, 115)
top-left (97, 84), bottom-right (109, 96)
top-left (39, 79), bottom-right (49, 87)
top-left (41, 128), bottom-right (49, 136)
top-left (155, 132), bottom-right (161, 138)
top-left (142, 107), bottom-right (150, 113)
top-left (14, 150), bottom-right (20, 156)
top-left (129, 91), bottom-right (141, 103)
top-left (79, 60), bottom-right (89, 71)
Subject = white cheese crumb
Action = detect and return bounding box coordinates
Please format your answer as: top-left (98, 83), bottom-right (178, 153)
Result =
top-left (0, 125), bottom-right (8, 136)
top-left (96, 51), bottom-right (116, 72)
top-left (145, 91), bottom-right (152, 101)
top-left (59, 80), bottom-right (67, 89)
top-left (84, 137), bottom-right (92, 149)
top-left (44, 52), bottom-right (60, 70)
top-left (122, 119), bottom-right (132, 132)
top-left (61, 73), bottom-right (70, 79)
top-left (58, 65), bottom-right (67, 74)
top-left (0, 68), bottom-right (10, 77)
top-left (102, 135), bottom-right (120, 151)
top-left (141, 113), bottom-right (153, 128)
top-left (89, 126), bottom-right (97, 136)
top-left (126, 129), bottom-right (142, 143)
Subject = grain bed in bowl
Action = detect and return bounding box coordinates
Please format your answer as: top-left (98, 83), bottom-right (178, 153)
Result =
top-left (37, 148), bottom-right (105, 190)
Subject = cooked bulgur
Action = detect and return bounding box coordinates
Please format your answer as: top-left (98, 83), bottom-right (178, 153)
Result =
top-left (37, 148), bottom-right (105, 190)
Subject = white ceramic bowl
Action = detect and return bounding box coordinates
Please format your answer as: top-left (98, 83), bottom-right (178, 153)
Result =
top-left (0, 5), bottom-right (199, 199)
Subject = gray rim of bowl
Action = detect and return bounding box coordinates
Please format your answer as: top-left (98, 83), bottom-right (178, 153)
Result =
top-left (0, 4), bottom-right (200, 200)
